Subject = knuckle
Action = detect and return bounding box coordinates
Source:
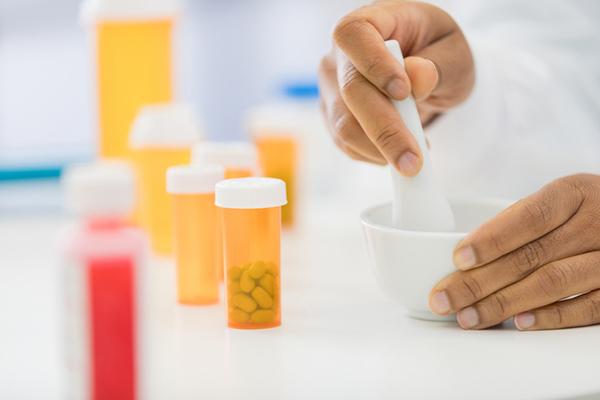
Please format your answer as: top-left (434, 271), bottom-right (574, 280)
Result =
top-left (334, 114), bottom-right (358, 143)
top-left (536, 263), bottom-right (572, 296)
top-left (333, 16), bottom-right (368, 46)
top-left (458, 275), bottom-right (484, 304)
top-left (584, 292), bottom-right (600, 323)
top-left (523, 198), bottom-right (553, 227)
top-left (339, 66), bottom-right (365, 94)
top-left (374, 122), bottom-right (402, 152)
top-left (484, 292), bottom-right (511, 320)
top-left (512, 241), bottom-right (547, 276)
top-left (364, 55), bottom-right (386, 78)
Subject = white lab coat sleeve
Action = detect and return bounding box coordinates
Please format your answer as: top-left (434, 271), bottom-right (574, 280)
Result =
top-left (426, 0), bottom-right (600, 200)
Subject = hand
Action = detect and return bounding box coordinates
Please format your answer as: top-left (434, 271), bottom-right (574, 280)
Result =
top-left (318, 0), bottom-right (474, 176)
top-left (429, 174), bottom-right (600, 330)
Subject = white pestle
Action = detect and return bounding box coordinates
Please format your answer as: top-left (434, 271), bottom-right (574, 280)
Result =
top-left (385, 40), bottom-right (455, 231)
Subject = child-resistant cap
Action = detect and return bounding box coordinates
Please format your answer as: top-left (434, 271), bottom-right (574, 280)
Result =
top-left (215, 177), bottom-right (287, 209)
top-left (63, 161), bottom-right (135, 218)
top-left (166, 164), bottom-right (224, 194)
top-left (80, 0), bottom-right (180, 23)
top-left (191, 141), bottom-right (258, 172)
top-left (130, 102), bottom-right (202, 149)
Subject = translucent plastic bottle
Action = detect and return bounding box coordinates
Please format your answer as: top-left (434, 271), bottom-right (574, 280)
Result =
top-left (167, 164), bottom-right (224, 305)
top-left (61, 161), bottom-right (147, 400)
top-left (216, 177), bottom-right (287, 329)
top-left (130, 103), bottom-right (201, 254)
top-left (81, 0), bottom-right (179, 158)
top-left (191, 141), bottom-right (259, 179)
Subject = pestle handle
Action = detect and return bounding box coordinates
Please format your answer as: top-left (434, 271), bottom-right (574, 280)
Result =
top-left (386, 40), bottom-right (455, 231)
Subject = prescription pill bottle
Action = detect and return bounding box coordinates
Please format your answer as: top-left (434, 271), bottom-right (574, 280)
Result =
top-left (61, 161), bottom-right (148, 400)
top-left (81, 0), bottom-right (179, 159)
top-left (246, 107), bottom-right (298, 228)
top-left (130, 103), bottom-right (201, 254)
top-left (191, 141), bottom-right (259, 179)
top-left (216, 178), bottom-right (287, 329)
top-left (167, 164), bottom-right (224, 305)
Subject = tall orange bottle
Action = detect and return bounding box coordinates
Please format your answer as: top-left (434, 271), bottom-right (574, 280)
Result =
top-left (81, 0), bottom-right (179, 158)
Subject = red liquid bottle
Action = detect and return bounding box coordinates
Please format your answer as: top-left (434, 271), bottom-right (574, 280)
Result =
top-left (62, 161), bottom-right (147, 400)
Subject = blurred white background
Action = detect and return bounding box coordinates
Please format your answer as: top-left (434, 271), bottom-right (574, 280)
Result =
top-left (0, 0), bottom-right (364, 167)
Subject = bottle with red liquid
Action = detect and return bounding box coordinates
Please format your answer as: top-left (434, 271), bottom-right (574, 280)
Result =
top-left (62, 161), bottom-right (147, 400)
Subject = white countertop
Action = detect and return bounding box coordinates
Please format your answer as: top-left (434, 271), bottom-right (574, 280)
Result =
top-left (1, 203), bottom-right (600, 400)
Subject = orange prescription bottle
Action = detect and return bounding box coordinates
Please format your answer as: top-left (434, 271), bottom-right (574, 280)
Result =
top-left (246, 113), bottom-right (298, 227)
top-left (81, 0), bottom-right (178, 159)
top-left (216, 178), bottom-right (287, 329)
top-left (130, 103), bottom-right (201, 255)
top-left (61, 161), bottom-right (147, 400)
top-left (167, 165), bottom-right (224, 305)
top-left (191, 141), bottom-right (259, 179)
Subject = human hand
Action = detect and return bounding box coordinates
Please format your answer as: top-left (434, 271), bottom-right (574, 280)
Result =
top-left (429, 174), bottom-right (600, 330)
top-left (318, 0), bottom-right (474, 176)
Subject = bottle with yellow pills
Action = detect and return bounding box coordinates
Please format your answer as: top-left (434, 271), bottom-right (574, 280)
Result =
top-left (81, 0), bottom-right (179, 159)
top-left (215, 178), bottom-right (287, 329)
top-left (191, 141), bottom-right (259, 179)
top-left (167, 164), bottom-right (224, 305)
top-left (130, 103), bottom-right (201, 255)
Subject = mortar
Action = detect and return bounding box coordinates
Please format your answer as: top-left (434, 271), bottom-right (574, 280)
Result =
top-left (361, 197), bottom-right (511, 321)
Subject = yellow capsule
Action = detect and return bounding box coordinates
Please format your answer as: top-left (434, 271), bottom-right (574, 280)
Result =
top-left (265, 262), bottom-right (277, 276)
top-left (249, 261), bottom-right (266, 279)
top-left (228, 280), bottom-right (241, 294)
top-left (231, 308), bottom-right (250, 323)
top-left (229, 266), bottom-right (242, 281)
top-left (250, 309), bottom-right (275, 324)
top-left (240, 270), bottom-right (255, 293)
top-left (232, 293), bottom-right (257, 313)
top-left (258, 273), bottom-right (274, 296)
top-left (251, 286), bottom-right (273, 309)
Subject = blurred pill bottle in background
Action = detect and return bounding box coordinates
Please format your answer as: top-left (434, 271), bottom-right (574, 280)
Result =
top-left (81, 0), bottom-right (179, 159)
top-left (61, 161), bottom-right (147, 400)
top-left (167, 164), bottom-right (224, 305)
top-left (129, 103), bottom-right (202, 255)
top-left (191, 141), bottom-right (259, 180)
top-left (216, 177), bottom-right (286, 329)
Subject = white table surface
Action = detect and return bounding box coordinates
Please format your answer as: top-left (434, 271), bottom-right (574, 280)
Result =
top-left (2, 200), bottom-right (600, 400)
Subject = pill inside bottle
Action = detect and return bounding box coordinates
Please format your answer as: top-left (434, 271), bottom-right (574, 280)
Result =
top-left (215, 177), bottom-right (287, 329)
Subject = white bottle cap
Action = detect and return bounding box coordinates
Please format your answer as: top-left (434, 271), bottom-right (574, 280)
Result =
top-left (81, 0), bottom-right (180, 22)
top-left (63, 161), bottom-right (135, 218)
top-left (245, 104), bottom-right (298, 138)
top-left (166, 164), bottom-right (224, 194)
top-left (215, 178), bottom-right (287, 209)
top-left (130, 103), bottom-right (202, 149)
top-left (191, 141), bottom-right (258, 172)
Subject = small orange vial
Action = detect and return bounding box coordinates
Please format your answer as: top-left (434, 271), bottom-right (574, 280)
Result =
top-left (167, 165), bottom-right (224, 305)
top-left (130, 103), bottom-right (201, 254)
top-left (215, 178), bottom-right (287, 329)
top-left (191, 141), bottom-right (259, 179)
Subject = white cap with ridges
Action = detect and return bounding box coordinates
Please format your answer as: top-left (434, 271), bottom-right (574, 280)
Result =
top-left (63, 161), bottom-right (135, 218)
top-left (215, 178), bottom-right (287, 209)
top-left (81, 0), bottom-right (180, 22)
top-left (166, 164), bottom-right (224, 194)
top-left (191, 141), bottom-right (258, 172)
top-left (130, 103), bottom-right (202, 149)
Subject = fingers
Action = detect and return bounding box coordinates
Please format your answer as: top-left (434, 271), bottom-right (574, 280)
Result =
top-left (318, 53), bottom-right (386, 164)
top-left (336, 51), bottom-right (422, 176)
top-left (430, 214), bottom-right (599, 315)
top-left (333, 5), bottom-right (410, 100)
top-left (454, 252), bottom-right (600, 329)
top-left (404, 56), bottom-right (439, 101)
top-left (514, 289), bottom-right (600, 331)
top-left (453, 177), bottom-right (585, 271)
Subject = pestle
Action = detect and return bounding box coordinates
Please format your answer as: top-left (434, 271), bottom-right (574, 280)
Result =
top-left (385, 40), bottom-right (455, 231)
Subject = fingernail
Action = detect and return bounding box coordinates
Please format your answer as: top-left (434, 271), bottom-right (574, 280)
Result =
top-left (454, 245), bottom-right (476, 270)
top-left (386, 78), bottom-right (408, 100)
top-left (457, 307), bottom-right (479, 329)
top-left (515, 312), bottom-right (535, 330)
top-left (430, 291), bottom-right (450, 315)
top-left (397, 151), bottom-right (420, 176)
